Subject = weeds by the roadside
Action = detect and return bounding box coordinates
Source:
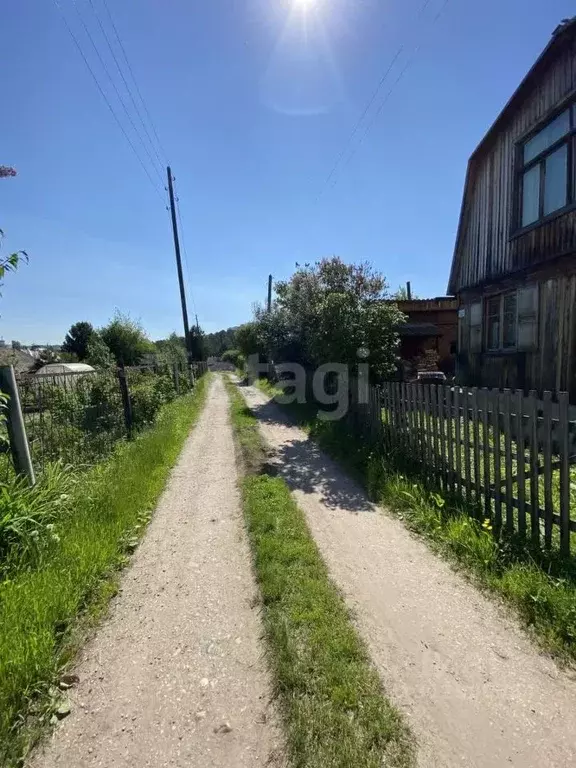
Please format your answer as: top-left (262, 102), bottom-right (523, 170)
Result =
top-left (0, 463), bottom-right (78, 572)
top-left (0, 375), bottom-right (210, 766)
top-left (226, 378), bottom-right (415, 768)
top-left (256, 379), bottom-right (576, 662)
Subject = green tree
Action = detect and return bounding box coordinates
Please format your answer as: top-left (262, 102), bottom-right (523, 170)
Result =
top-left (235, 322), bottom-right (266, 360)
top-left (203, 327), bottom-right (237, 357)
top-left (86, 333), bottom-right (115, 368)
top-left (258, 257), bottom-right (404, 379)
top-left (100, 311), bottom-right (154, 366)
top-left (62, 321), bottom-right (95, 361)
top-left (10, 340), bottom-right (21, 350)
top-left (391, 285), bottom-right (419, 300)
top-left (155, 332), bottom-right (187, 366)
top-left (221, 349), bottom-right (243, 367)
top-left (189, 326), bottom-right (206, 361)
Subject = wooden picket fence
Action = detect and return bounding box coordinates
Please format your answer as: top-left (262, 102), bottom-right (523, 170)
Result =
top-left (350, 381), bottom-right (576, 555)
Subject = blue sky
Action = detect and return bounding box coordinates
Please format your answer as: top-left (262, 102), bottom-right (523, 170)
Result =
top-left (1, 0), bottom-right (573, 343)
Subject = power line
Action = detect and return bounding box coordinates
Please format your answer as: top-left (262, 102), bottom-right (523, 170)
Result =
top-left (317, 45), bottom-right (404, 200)
top-left (175, 192), bottom-right (200, 324)
top-left (70, 0), bottom-right (165, 187)
top-left (52, 0), bottom-right (165, 202)
top-left (85, 0), bottom-right (166, 174)
top-left (100, 0), bottom-right (170, 166)
top-left (316, 0), bottom-right (448, 199)
top-left (339, 0), bottom-right (451, 176)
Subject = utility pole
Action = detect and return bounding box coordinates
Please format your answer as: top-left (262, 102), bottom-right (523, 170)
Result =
top-left (167, 166), bottom-right (192, 363)
top-left (406, 281), bottom-right (412, 301)
top-left (267, 274), bottom-right (273, 313)
top-left (195, 313), bottom-right (200, 334)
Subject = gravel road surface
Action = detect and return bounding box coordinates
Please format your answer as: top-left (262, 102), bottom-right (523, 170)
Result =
top-left (239, 381), bottom-right (576, 768)
top-left (32, 375), bottom-right (280, 768)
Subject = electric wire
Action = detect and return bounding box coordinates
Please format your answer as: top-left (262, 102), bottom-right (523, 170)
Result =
top-left (70, 0), bottom-right (165, 186)
top-left (85, 0), bottom-right (166, 175)
top-left (100, 0), bottom-right (170, 165)
top-left (317, 0), bottom-right (449, 199)
top-left (52, 0), bottom-right (165, 202)
top-left (175, 192), bottom-right (200, 328)
top-left (338, 0), bottom-right (451, 178)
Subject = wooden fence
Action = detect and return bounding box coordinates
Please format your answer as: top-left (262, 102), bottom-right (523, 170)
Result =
top-left (352, 381), bottom-right (576, 555)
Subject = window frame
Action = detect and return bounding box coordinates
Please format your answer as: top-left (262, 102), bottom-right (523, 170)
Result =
top-left (484, 291), bottom-right (518, 352)
top-left (514, 104), bottom-right (576, 234)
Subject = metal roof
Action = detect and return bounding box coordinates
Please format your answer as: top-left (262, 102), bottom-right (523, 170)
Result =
top-left (398, 322), bottom-right (441, 337)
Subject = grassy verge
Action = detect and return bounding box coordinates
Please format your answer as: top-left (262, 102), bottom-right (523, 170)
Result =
top-left (256, 379), bottom-right (576, 663)
top-left (225, 378), bottom-right (414, 768)
top-left (0, 375), bottom-right (210, 766)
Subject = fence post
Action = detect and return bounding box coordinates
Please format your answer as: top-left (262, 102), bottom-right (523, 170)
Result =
top-left (558, 392), bottom-right (571, 556)
top-left (0, 365), bottom-right (35, 485)
top-left (542, 391), bottom-right (553, 548)
top-left (117, 365), bottom-right (133, 439)
top-left (528, 390), bottom-right (540, 547)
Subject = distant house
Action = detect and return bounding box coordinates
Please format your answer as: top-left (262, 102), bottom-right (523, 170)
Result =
top-left (0, 348), bottom-right (36, 375)
top-left (393, 297), bottom-right (458, 380)
top-left (449, 18), bottom-right (576, 399)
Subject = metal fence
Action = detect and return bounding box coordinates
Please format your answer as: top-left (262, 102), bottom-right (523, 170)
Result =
top-left (1, 361), bottom-right (208, 477)
top-left (350, 381), bottom-right (576, 555)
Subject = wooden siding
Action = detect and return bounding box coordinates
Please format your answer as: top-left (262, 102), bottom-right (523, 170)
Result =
top-left (452, 35), bottom-right (576, 293)
top-left (458, 271), bottom-right (576, 400)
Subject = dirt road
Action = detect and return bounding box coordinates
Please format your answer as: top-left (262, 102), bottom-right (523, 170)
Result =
top-left (33, 376), bottom-right (280, 768)
top-left (239, 381), bottom-right (576, 768)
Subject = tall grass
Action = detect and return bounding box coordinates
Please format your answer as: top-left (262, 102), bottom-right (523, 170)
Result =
top-left (0, 464), bottom-right (77, 572)
top-left (0, 375), bottom-right (209, 766)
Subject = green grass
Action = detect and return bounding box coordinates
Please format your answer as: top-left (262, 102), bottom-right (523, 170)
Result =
top-left (0, 374), bottom-right (210, 766)
top-left (256, 379), bottom-right (576, 662)
top-left (226, 378), bottom-right (414, 768)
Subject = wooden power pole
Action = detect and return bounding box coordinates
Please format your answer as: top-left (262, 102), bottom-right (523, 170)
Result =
top-left (167, 166), bottom-right (192, 363)
top-left (267, 274), bottom-right (273, 313)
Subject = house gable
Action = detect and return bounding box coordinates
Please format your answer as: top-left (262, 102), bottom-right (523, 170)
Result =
top-left (448, 18), bottom-right (576, 295)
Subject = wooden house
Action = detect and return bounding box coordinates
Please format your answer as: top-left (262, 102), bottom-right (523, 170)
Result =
top-left (448, 17), bottom-right (576, 400)
top-left (394, 297), bottom-right (458, 379)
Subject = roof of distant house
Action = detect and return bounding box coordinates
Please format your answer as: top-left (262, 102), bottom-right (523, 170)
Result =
top-left (399, 322), bottom-right (442, 338)
top-left (0, 348), bottom-right (36, 374)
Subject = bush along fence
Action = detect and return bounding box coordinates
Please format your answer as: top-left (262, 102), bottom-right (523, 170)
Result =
top-left (1, 361), bottom-right (208, 478)
top-left (348, 379), bottom-right (576, 555)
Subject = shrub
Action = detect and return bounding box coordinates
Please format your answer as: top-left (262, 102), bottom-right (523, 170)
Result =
top-left (129, 371), bottom-right (177, 430)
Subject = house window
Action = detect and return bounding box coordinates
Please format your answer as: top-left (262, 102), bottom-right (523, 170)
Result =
top-left (486, 291), bottom-right (518, 351)
top-left (483, 286), bottom-right (538, 351)
top-left (486, 297), bottom-right (501, 350)
top-left (502, 293), bottom-right (517, 348)
top-left (518, 107), bottom-right (574, 228)
top-left (486, 294), bottom-right (517, 351)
